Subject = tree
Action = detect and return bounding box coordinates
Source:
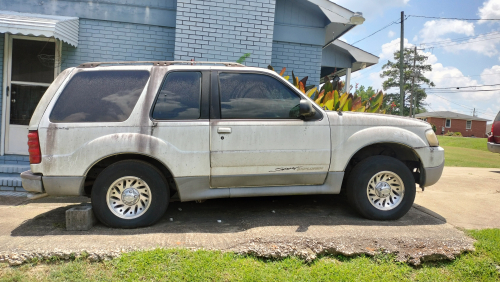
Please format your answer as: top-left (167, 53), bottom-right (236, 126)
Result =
top-left (380, 48), bottom-right (435, 116)
top-left (354, 84), bottom-right (377, 102)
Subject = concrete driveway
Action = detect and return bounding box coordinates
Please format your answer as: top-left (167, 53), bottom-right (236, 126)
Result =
top-left (415, 166), bottom-right (500, 229)
top-left (2, 166), bottom-right (498, 266)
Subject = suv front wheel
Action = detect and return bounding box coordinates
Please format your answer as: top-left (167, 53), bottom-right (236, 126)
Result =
top-left (346, 156), bottom-right (416, 220)
top-left (91, 160), bottom-right (169, 228)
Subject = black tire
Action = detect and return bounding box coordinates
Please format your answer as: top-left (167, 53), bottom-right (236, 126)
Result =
top-left (346, 156), bottom-right (416, 220)
top-left (91, 160), bottom-right (169, 228)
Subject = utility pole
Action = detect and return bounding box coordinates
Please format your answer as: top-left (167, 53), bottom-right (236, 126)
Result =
top-left (399, 11), bottom-right (405, 116)
top-left (473, 108), bottom-right (476, 117)
top-left (410, 46), bottom-right (417, 117)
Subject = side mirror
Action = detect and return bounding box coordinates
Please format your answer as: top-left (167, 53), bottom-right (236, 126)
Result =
top-left (299, 100), bottom-right (316, 118)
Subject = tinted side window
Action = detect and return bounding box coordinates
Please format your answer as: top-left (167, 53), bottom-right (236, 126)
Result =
top-left (219, 73), bottom-right (300, 119)
top-left (50, 70), bottom-right (149, 122)
top-left (152, 72), bottom-right (201, 120)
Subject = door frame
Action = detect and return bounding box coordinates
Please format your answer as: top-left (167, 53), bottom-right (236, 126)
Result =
top-left (1, 34), bottom-right (62, 155)
top-left (208, 70), bottom-right (330, 188)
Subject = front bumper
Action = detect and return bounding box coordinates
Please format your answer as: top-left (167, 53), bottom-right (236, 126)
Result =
top-left (414, 146), bottom-right (445, 188)
top-left (421, 161), bottom-right (444, 188)
top-left (21, 170), bottom-right (85, 196)
top-left (487, 142), bottom-right (500, 153)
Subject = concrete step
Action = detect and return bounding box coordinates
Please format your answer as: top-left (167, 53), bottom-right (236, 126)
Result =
top-left (0, 175), bottom-right (25, 192)
top-left (0, 164), bottom-right (30, 174)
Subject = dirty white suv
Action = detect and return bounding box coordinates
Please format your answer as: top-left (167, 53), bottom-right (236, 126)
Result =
top-left (21, 61), bottom-right (444, 228)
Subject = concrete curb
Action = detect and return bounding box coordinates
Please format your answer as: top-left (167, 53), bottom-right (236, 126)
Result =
top-left (0, 235), bottom-right (475, 267)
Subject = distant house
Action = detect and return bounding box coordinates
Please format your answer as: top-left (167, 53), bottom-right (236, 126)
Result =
top-left (415, 111), bottom-right (489, 137)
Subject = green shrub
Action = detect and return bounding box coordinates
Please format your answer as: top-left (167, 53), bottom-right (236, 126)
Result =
top-left (444, 131), bottom-right (463, 137)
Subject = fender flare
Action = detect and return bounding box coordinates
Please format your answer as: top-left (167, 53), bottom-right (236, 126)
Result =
top-left (331, 126), bottom-right (427, 172)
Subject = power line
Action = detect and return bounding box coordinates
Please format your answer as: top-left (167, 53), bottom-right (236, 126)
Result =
top-left (430, 70), bottom-right (500, 79)
top-left (430, 94), bottom-right (496, 118)
top-left (420, 35), bottom-right (500, 49)
top-left (422, 83), bottom-right (500, 89)
top-left (352, 16), bottom-right (404, 45)
top-left (418, 31), bottom-right (500, 45)
top-left (426, 88), bottom-right (500, 92)
top-left (408, 15), bottom-right (500, 21)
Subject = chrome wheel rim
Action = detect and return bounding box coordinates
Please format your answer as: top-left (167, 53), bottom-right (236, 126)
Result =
top-left (106, 176), bottom-right (152, 219)
top-left (366, 171), bottom-right (405, 211)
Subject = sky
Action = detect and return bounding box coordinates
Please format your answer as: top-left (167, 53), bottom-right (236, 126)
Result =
top-left (334, 0), bottom-right (500, 122)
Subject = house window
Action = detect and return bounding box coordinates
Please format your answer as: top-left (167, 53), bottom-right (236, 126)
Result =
top-left (445, 119), bottom-right (451, 128)
top-left (466, 120), bottom-right (472, 129)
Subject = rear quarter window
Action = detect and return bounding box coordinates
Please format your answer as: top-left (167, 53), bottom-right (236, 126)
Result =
top-left (49, 70), bottom-right (150, 123)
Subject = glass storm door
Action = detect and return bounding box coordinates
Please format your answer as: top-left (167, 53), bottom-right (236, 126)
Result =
top-left (5, 37), bottom-right (56, 155)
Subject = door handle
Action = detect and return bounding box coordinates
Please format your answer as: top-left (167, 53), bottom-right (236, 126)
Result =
top-left (217, 127), bottom-right (232, 134)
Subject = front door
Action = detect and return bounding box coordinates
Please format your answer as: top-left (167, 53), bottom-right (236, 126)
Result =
top-left (4, 35), bottom-right (58, 154)
top-left (209, 71), bottom-right (331, 188)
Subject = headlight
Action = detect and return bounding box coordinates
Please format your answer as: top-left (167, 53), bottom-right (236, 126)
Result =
top-left (425, 129), bottom-right (439, 147)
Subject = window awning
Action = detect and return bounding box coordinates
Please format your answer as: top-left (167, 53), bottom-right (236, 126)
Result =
top-left (0, 11), bottom-right (79, 47)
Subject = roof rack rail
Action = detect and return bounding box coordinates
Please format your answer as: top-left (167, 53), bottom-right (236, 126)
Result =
top-left (77, 61), bottom-right (247, 68)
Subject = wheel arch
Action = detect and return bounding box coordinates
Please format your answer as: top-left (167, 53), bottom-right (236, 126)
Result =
top-left (83, 153), bottom-right (177, 196)
top-left (341, 142), bottom-right (423, 191)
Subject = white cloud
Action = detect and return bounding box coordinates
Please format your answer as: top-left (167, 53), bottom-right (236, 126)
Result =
top-left (419, 20), bottom-right (474, 42)
top-left (478, 0), bottom-right (500, 23)
top-left (379, 38), bottom-right (414, 61)
top-left (418, 19), bottom-right (500, 57)
top-left (333, 0), bottom-right (409, 20)
top-left (478, 65), bottom-right (500, 101)
top-left (388, 30), bottom-right (395, 38)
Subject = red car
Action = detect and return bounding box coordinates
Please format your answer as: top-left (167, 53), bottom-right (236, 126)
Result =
top-left (488, 111), bottom-right (500, 153)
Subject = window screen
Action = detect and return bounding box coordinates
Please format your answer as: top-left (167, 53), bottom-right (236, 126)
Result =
top-left (466, 120), bottom-right (472, 129)
top-left (445, 119), bottom-right (451, 128)
top-left (50, 70), bottom-right (149, 123)
top-left (152, 72), bottom-right (201, 120)
top-left (219, 73), bottom-right (300, 119)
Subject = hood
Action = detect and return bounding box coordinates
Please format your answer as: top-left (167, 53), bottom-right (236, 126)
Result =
top-left (326, 111), bottom-right (432, 128)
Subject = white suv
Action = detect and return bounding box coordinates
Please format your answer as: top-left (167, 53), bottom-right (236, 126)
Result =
top-left (21, 61), bottom-right (444, 228)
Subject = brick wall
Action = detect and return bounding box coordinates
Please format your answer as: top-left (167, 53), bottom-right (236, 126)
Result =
top-left (271, 41), bottom-right (322, 87)
top-left (174, 0), bottom-right (276, 68)
top-left (61, 18), bottom-right (175, 69)
top-left (427, 117), bottom-right (487, 137)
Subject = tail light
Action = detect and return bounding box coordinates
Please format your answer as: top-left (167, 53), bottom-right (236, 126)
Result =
top-left (488, 123), bottom-right (494, 142)
top-left (493, 122), bottom-right (500, 143)
top-left (27, 130), bottom-right (41, 164)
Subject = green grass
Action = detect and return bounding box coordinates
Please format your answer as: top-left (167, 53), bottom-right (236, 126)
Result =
top-left (437, 136), bottom-right (500, 168)
top-left (437, 136), bottom-right (490, 152)
top-left (1, 229), bottom-right (499, 281)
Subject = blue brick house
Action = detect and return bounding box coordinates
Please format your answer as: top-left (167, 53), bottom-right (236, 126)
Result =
top-left (0, 0), bottom-right (377, 191)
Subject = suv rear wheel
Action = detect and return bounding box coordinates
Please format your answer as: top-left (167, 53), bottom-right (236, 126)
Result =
top-left (346, 156), bottom-right (416, 220)
top-left (91, 160), bottom-right (169, 228)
